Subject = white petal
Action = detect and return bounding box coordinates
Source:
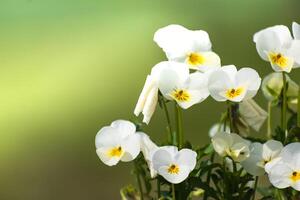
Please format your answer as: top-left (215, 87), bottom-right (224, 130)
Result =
top-left (279, 143), bottom-right (300, 162)
top-left (152, 146), bottom-right (177, 171)
top-left (153, 24), bottom-right (192, 60)
top-left (209, 123), bottom-right (230, 138)
top-left (175, 149), bottom-right (197, 171)
top-left (142, 86), bottom-right (158, 124)
top-left (175, 89), bottom-right (205, 109)
top-left (268, 163), bottom-right (292, 189)
top-left (270, 55), bottom-right (294, 73)
top-left (262, 140), bottom-right (283, 161)
top-left (221, 65), bottom-right (238, 82)
top-left (134, 75), bottom-right (156, 116)
top-left (208, 69), bottom-right (233, 102)
top-left (95, 127), bottom-right (121, 148)
top-left (192, 51), bottom-right (221, 72)
top-left (241, 143), bottom-right (265, 176)
top-left (120, 134), bottom-right (141, 162)
top-left (186, 72), bottom-right (209, 96)
top-left (96, 147), bottom-right (121, 166)
top-left (292, 22), bottom-right (300, 40)
top-left (265, 157), bottom-right (282, 174)
top-left (291, 181), bottom-right (300, 191)
top-left (236, 68), bottom-right (261, 100)
top-left (111, 120), bottom-right (136, 137)
top-left (189, 30), bottom-right (212, 52)
top-left (158, 165), bottom-right (190, 184)
top-left (211, 132), bottom-right (232, 156)
top-left (288, 40), bottom-right (300, 67)
top-left (151, 61), bottom-right (189, 96)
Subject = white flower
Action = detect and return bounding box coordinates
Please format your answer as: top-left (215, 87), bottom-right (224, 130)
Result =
top-left (239, 99), bottom-right (268, 132)
top-left (153, 61), bottom-right (209, 109)
top-left (154, 24), bottom-right (221, 72)
top-left (134, 75), bottom-right (158, 124)
top-left (253, 23), bottom-right (300, 73)
top-left (152, 146), bottom-right (197, 184)
top-left (241, 140), bottom-right (283, 176)
top-left (95, 120), bottom-right (141, 166)
top-left (293, 22), bottom-right (300, 40)
top-left (138, 132), bottom-right (159, 178)
top-left (267, 143), bottom-right (300, 191)
top-left (208, 123), bottom-right (230, 138)
top-left (211, 132), bottom-right (250, 162)
top-left (208, 65), bottom-right (261, 102)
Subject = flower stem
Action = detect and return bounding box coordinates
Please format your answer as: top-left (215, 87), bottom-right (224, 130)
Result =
top-left (172, 184), bottom-right (176, 200)
top-left (134, 161), bottom-right (144, 200)
top-left (175, 103), bottom-right (184, 149)
top-left (267, 101), bottom-right (272, 138)
top-left (161, 97), bottom-right (174, 144)
top-left (281, 72), bottom-right (287, 133)
top-left (252, 176), bottom-right (258, 200)
top-left (227, 101), bottom-right (234, 132)
top-left (157, 178), bottom-right (161, 199)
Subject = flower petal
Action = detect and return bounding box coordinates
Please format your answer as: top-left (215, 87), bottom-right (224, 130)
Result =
top-left (292, 22), bottom-right (300, 40)
top-left (262, 140), bottom-right (283, 161)
top-left (175, 149), bottom-right (197, 171)
top-left (96, 147), bottom-right (122, 166)
top-left (236, 68), bottom-right (261, 100)
top-left (241, 143), bottom-right (265, 176)
top-left (158, 165), bottom-right (190, 184)
top-left (192, 51), bottom-right (221, 72)
top-left (111, 120), bottom-right (136, 138)
top-left (208, 69), bottom-right (233, 102)
top-left (152, 146), bottom-right (177, 171)
top-left (120, 134), bottom-right (141, 162)
top-left (95, 127), bottom-right (121, 148)
top-left (142, 86), bottom-right (158, 124)
top-left (268, 163), bottom-right (292, 189)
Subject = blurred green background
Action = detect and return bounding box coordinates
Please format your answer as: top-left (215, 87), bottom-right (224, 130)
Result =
top-left (0, 0), bottom-right (299, 199)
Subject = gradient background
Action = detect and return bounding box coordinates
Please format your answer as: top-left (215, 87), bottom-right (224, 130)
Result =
top-left (0, 0), bottom-right (300, 199)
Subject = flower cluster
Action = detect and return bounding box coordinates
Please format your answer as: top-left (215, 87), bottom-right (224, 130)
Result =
top-left (95, 23), bottom-right (300, 200)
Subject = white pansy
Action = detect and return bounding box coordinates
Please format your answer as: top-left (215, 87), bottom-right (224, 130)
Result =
top-left (253, 24), bottom-right (300, 72)
top-left (268, 143), bottom-right (300, 191)
top-left (208, 123), bottom-right (230, 138)
top-left (293, 22), bottom-right (300, 40)
top-left (152, 146), bottom-right (197, 184)
top-left (95, 120), bottom-right (140, 166)
top-left (138, 132), bottom-right (159, 178)
top-left (211, 132), bottom-right (250, 162)
top-left (154, 24), bottom-right (221, 72)
top-left (153, 61), bottom-right (209, 109)
top-left (208, 65), bottom-right (261, 102)
top-left (241, 140), bottom-right (283, 176)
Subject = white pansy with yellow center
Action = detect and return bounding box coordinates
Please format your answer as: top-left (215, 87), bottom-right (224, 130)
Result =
top-left (153, 61), bottom-right (209, 109)
top-left (268, 143), bottom-right (300, 191)
top-left (95, 120), bottom-right (141, 166)
top-left (211, 132), bottom-right (250, 162)
top-left (241, 140), bottom-right (283, 176)
top-left (253, 23), bottom-right (300, 73)
top-left (138, 132), bottom-right (159, 178)
top-left (208, 65), bottom-right (261, 102)
top-left (152, 146), bottom-right (197, 184)
top-left (154, 24), bottom-right (221, 72)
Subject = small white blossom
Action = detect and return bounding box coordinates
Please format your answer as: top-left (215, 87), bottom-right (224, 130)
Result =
top-left (208, 65), bottom-right (261, 102)
top-left (241, 140), bottom-right (283, 176)
top-left (95, 120), bottom-right (140, 166)
top-left (154, 24), bottom-right (221, 72)
top-left (152, 146), bottom-right (197, 184)
top-left (211, 132), bottom-right (250, 162)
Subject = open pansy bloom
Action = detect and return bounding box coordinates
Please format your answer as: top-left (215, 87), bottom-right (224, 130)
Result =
top-left (208, 65), bottom-right (261, 102)
top-left (95, 120), bottom-right (141, 166)
top-left (152, 61), bottom-right (209, 109)
top-left (253, 23), bottom-right (300, 73)
top-left (267, 143), bottom-right (300, 191)
top-left (154, 24), bottom-right (221, 72)
top-left (152, 146), bottom-right (197, 184)
top-left (138, 132), bottom-right (159, 178)
top-left (212, 132), bottom-right (250, 162)
top-left (241, 140), bottom-right (283, 176)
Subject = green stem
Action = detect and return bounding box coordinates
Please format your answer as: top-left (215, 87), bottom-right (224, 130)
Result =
top-left (134, 161), bottom-right (144, 200)
top-left (298, 87), bottom-right (300, 127)
top-left (157, 178), bottom-right (160, 199)
top-left (172, 184), bottom-right (176, 200)
top-left (275, 189), bottom-right (285, 200)
top-left (227, 102), bottom-right (234, 132)
top-left (267, 101), bottom-right (272, 139)
top-left (252, 176), bottom-right (258, 200)
top-left (161, 97), bottom-right (174, 144)
top-left (281, 72), bottom-right (287, 133)
top-left (175, 103), bottom-right (184, 149)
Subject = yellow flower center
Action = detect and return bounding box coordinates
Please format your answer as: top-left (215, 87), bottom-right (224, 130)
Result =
top-left (225, 88), bottom-right (244, 99)
top-left (172, 89), bottom-right (190, 102)
top-left (268, 52), bottom-right (288, 68)
top-left (290, 171), bottom-right (300, 182)
top-left (108, 146), bottom-right (123, 158)
top-left (167, 164), bottom-right (180, 174)
top-left (187, 52), bottom-right (205, 66)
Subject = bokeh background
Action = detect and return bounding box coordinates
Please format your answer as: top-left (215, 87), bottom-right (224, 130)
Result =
top-left (0, 0), bottom-right (300, 199)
